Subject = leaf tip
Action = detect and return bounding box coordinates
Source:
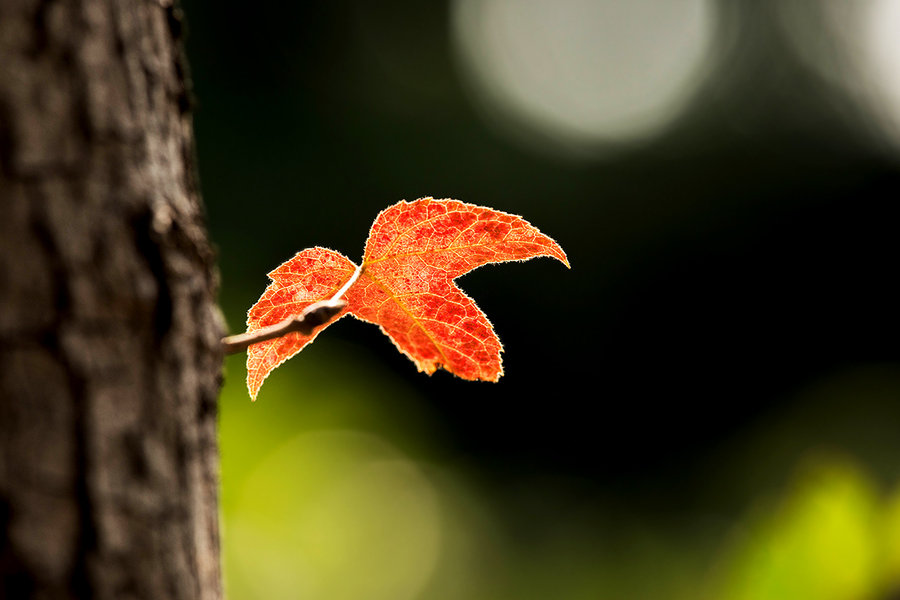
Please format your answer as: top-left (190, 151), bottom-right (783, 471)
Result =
top-left (247, 373), bottom-right (262, 402)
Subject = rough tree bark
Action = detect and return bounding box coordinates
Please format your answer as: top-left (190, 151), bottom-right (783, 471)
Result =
top-left (0, 0), bottom-right (223, 598)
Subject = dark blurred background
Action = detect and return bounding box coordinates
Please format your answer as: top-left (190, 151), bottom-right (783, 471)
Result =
top-left (180, 0), bottom-right (900, 597)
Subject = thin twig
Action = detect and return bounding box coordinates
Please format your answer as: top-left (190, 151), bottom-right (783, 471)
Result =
top-left (221, 264), bottom-right (363, 355)
top-left (221, 298), bottom-right (347, 355)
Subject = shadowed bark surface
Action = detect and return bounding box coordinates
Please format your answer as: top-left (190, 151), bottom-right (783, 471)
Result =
top-left (0, 0), bottom-right (223, 598)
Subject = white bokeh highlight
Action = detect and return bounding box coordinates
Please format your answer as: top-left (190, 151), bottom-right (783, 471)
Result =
top-left (451, 0), bottom-right (719, 157)
top-left (779, 0), bottom-right (900, 152)
top-left (859, 0), bottom-right (900, 142)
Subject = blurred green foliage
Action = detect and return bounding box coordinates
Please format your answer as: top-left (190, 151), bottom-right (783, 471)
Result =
top-left (220, 349), bottom-right (900, 599)
top-left (712, 459), bottom-right (884, 600)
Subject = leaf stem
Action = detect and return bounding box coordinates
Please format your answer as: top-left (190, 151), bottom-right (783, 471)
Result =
top-left (221, 264), bottom-right (362, 355)
top-left (330, 262), bottom-right (363, 302)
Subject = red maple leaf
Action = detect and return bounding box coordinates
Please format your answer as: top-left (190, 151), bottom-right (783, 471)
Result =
top-left (242, 197), bottom-right (569, 400)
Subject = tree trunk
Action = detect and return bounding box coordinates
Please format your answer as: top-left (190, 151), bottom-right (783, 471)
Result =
top-left (0, 0), bottom-right (223, 598)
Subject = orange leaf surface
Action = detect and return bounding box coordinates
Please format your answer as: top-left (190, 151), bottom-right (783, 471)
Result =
top-left (245, 197), bottom-right (569, 400)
